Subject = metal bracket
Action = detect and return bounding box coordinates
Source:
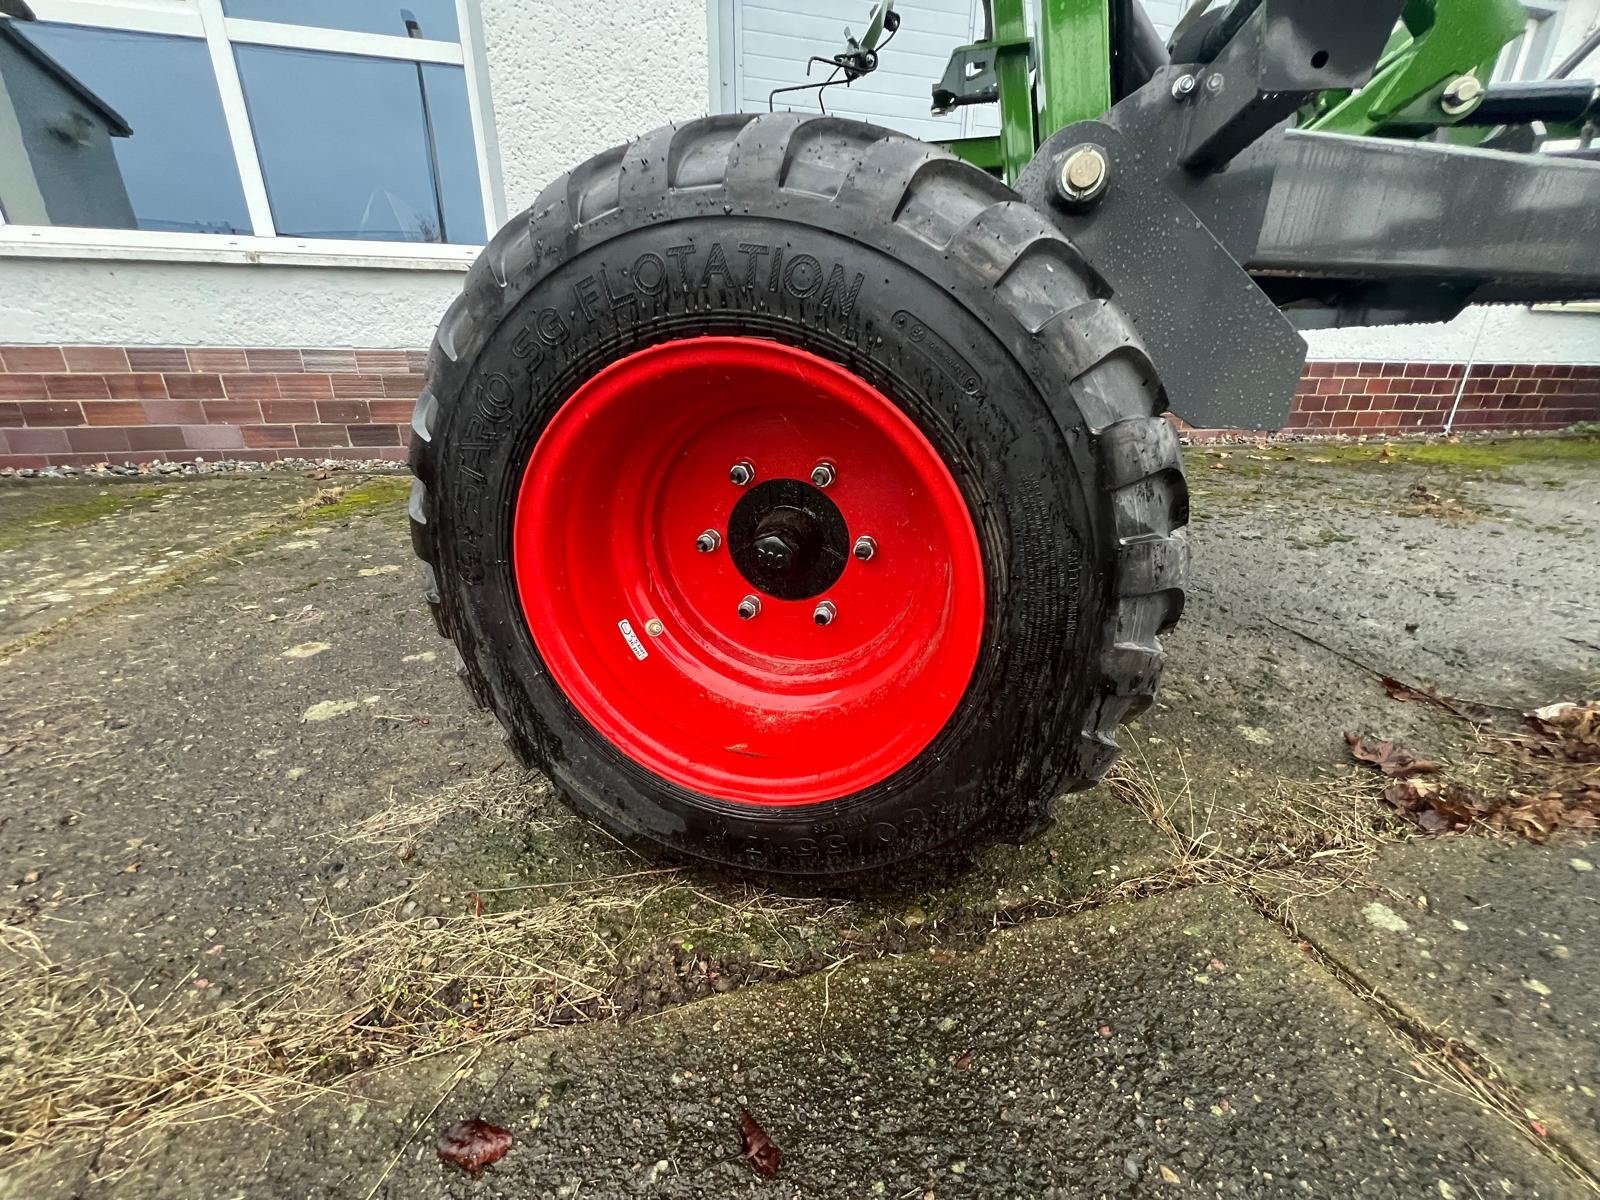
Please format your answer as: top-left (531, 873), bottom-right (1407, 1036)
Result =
top-left (1014, 120), bottom-right (1307, 430)
top-left (932, 37), bottom-right (1032, 114)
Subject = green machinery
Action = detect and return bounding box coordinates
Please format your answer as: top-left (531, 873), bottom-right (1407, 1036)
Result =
top-left (937, 0), bottom-right (1545, 182)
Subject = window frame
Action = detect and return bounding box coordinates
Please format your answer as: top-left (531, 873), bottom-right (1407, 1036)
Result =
top-left (0, 0), bottom-right (499, 267)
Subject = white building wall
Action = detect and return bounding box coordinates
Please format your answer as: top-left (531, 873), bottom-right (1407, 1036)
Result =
top-left (0, 0), bottom-right (710, 349)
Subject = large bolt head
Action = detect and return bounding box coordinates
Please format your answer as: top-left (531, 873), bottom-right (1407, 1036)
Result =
top-left (1440, 74), bottom-right (1484, 116)
top-left (737, 595), bottom-right (761, 620)
top-left (695, 529), bottom-right (722, 554)
top-left (753, 534), bottom-right (795, 574)
top-left (1057, 145), bottom-right (1109, 206)
top-left (1171, 73), bottom-right (1198, 100)
top-left (729, 460), bottom-right (755, 486)
top-left (852, 534), bottom-right (877, 562)
top-left (810, 462), bottom-right (836, 488)
top-left (813, 600), bottom-right (837, 627)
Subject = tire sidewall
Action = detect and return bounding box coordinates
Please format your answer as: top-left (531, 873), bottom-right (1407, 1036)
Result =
top-left (434, 214), bottom-right (1107, 876)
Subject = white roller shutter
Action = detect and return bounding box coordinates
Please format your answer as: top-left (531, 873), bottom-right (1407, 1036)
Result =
top-left (724, 2), bottom-right (1190, 141)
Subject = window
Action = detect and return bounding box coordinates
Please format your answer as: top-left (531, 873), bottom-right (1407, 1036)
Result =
top-left (1493, 4), bottom-right (1562, 83)
top-left (0, 0), bottom-right (494, 254)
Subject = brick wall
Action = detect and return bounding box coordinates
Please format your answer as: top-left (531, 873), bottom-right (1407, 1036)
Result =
top-left (2, 347), bottom-right (1597, 471)
top-left (1288, 361), bottom-right (1600, 435)
top-left (0, 345), bottom-right (424, 470)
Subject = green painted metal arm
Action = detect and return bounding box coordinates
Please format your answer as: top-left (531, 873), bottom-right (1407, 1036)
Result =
top-left (935, 0), bottom-right (1114, 182)
top-left (940, 0), bottom-right (1530, 178)
top-left (1306, 0), bottom-right (1526, 135)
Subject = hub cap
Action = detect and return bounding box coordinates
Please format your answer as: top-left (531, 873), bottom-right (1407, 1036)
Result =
top-left (513, 337), bottom-right (984, 806)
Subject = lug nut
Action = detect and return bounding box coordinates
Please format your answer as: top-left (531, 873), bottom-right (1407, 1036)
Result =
top-left (695, 529), bottom-right (722, 553)
top-left (1057, 144), bottom-right (1109, 206)
top-left (852, 535), bottom-right (877, 562)
top-left (729, 460), bottom-right (755, 486)
top-left (812, 600), bottom-right (837, 627)
top-left (810, 462), bottom-right (836, 488)
top-left (738, 595), bottom-right (761, 620)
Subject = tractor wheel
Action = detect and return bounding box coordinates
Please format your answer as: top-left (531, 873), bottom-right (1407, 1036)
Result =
top-left (409, 113), bottom-right (1188, 882)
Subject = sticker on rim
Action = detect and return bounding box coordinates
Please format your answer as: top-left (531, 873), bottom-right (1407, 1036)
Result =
top-left (617, 619), bottom-right (648, 661)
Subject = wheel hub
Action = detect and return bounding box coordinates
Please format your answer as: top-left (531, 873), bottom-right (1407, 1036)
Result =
top-left (513, 336), bottom-right (985, 806)
top-left (728, 478), bottom-right (849, 601)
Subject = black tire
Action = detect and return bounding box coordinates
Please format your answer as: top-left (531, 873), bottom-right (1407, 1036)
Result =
top-left (409, 114), bottom-right (1188, 882)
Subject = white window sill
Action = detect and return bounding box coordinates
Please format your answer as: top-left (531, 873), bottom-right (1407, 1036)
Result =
top-left (0, 227), bottom-right (478, 271)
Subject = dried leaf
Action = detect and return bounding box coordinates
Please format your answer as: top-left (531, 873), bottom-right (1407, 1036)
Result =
top-left (437, 1118), bottom-right (513, 1174)
top-left (954, 1049), bottom-right (976, 1070)
top-left (739, 1109), bottom-right (783, 1178)
top-left (1345, 732), bottom-right (1439, 778)
top-left (1160, 1164), bottom-right (1182, 1185)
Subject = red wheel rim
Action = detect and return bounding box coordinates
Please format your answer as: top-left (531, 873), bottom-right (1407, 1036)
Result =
top-left (513, 337), bottom-right (984, 806)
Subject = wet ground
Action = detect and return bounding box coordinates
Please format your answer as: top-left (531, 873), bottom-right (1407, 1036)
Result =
top-left (2, 435), bottom-right (1597, 1198)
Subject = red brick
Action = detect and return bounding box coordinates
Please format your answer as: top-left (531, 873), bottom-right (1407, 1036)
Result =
top-left (0, 454), bottom-right (50, 470)
top-left (125, 348), bottom-right (190, 371)
top-left (102, 372), bottom-right (170, 400)
top-left (367, 399), bottom-right (415, 422)
top-left (83, 401), bottom-right (149, 426)
top-left (318, 445), bottom-right (409, 462)
top-left (301, 349), bottom-right (360, 372)
top-left (203, 400), bottom-right (262, 424)
top-left (382, 374), bottom-right (424, 398)
top-left (0, 374), bottom-right (48, 400)
top-left (180, 424), bottom-right (244, 450)
top-left (0, 402), bottom-right (21, 427)
top-left (294, 424), bottom-right (351, 448)
top-left (316, 399), bottom-right (369, 424)
top-left (347, 423), bottom-right (402, 446)
top-left (261, 400), bottom-right (318, 423)
top-left (245, 348), bottom-right (303, 372)
top-left (354, 349), bottom-right (411, 374)
top-left (19, 400), bottom-right (83, 425)
top-left (142, 400), bottom-right (206, 424)
top-left (66, 426), bottom-right (132, 453)
top-left (405, 350), bottom-right (428, 372)
top-left (163, 373), bottom-right (225, 399)
top-left (126, 426), bottom-right (187, 451)
top-left (277, 373), bottom-right (333, 399)
top-left (8, 427), bottom-right (70, 453)
top-left (221, 373), bottom-right (279, 399)
top-left (330, 373), bottom-right (386, 397)
top-left (0, 346), bottom-right (67, 372)
top-left (242, 424), bottom-right (298, 448)
top-left (188, 348), bottom-right (250, 372)
top-left (62, 346), bottom-right (130, 373)
top-left (44, 374), bottom-right (110, 401)
top-left (1306, 362), bottom-right (1334, 377)
top-left (48, 452), bottom-right (129, 467)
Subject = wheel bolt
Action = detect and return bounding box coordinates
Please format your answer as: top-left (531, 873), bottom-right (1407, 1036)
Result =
top-left (695, 529), bottom-right (721, 553)
top-left (810, 462), bottom-right (836, 488)
top-left (813, 600), bottom-right (837, 627)
top-left (729, 460), bottom-right (755, 486)
top-left (738, 595), bottom-right (761, 620)
top-left (852, 535), bottom-right (877, 562)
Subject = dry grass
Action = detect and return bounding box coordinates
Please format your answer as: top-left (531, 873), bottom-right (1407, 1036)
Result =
top-left (1105, 738), bottom-right (1399, 913)
top-left (0, 771), bottom-right (835, 1167)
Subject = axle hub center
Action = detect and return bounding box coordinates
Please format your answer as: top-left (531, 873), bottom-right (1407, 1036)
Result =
top-left (727, 478), bottom-right (849, 600)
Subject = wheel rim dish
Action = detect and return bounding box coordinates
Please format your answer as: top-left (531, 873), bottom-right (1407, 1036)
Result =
top-left (513, 336), bottom-right (985, 806)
